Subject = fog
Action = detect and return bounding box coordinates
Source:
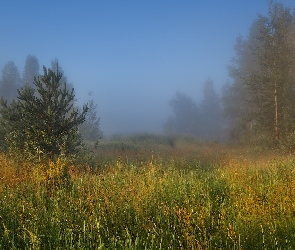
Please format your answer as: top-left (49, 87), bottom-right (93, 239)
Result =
top-left (1, 1), bottom-right (294, 137)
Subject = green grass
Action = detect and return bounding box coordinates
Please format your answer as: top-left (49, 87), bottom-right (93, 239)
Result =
top-left (1, 136), bottom-right (295, 249)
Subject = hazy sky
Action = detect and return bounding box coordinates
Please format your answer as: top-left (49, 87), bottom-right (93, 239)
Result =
top-left (1, 1), bottom-right (294, 136)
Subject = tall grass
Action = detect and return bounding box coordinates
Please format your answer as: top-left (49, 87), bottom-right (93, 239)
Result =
top-left (1, 138), bottom-right (295, 249)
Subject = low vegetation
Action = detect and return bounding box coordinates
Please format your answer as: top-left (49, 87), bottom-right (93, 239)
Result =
top-left (1, 136), bottom-right (295, 249)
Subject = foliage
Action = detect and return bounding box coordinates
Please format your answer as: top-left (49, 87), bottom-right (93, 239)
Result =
top-left (34, 157), bottom-right (70, 191)
top-left (51, 58), bottom-right (74, 90)
top-left (223, 2), bottom-right (295, 147)
top-left (0, 99), bottom-right (22, 153)
top-left (1, 143), bottom-right (295, 249)
top-left (0, 66), bottom-right (88, 162)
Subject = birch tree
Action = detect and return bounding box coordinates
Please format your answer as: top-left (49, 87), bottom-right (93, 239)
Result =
top-left (223, 2), bottom-right (295, 147)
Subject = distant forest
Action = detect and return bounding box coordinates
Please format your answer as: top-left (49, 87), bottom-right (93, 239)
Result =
top-left (164, 78), bottom-right (224, 141)
top-left (164, 2), bottom-right (295, 150)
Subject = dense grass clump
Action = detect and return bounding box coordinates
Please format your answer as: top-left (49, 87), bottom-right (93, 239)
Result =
top-left (1, 137), bottom-right (295, 249)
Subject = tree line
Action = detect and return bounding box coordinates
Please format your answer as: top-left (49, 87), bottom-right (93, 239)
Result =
top-left (0, 56), bottom-right (73, 102)
top-left (163, 77), bottom-right (224, 141)
top-left (165, 2), bottom-right (295, 149)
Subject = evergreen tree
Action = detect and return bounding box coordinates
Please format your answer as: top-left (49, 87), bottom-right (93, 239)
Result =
top-left (22, 55), bottom-right (39, 88)
top-left (0, 61), bottom-right (21, 102)
top-left (51, 58), bottom-right (73, 90)
top-left (78, 98), bottom-right (102, 142)
top-left (0, 66), bottom-right (88, 161)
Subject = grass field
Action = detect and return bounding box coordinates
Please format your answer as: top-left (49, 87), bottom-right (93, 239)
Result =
top-left (1, 135), bottom-right (295, 249)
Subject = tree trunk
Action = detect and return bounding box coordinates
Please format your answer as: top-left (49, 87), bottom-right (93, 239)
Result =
top-left (274, 86), bottom-right (279, 141)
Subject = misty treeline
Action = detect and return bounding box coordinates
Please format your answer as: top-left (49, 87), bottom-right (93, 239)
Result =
top-left (164, 78), bottom-right (224, 141)
top-left (1, 1), bottom-right (295, 153)
top-left (0, 55), bottom-right (102, 161)
top-left (165, 2), bottom-right (295, 149)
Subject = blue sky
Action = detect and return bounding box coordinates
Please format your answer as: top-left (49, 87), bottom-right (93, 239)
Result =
top-left (1, 1), bottom-right (294, 136)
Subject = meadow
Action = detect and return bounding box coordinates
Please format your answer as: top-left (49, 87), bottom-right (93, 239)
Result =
top-left (1, 135), bottom-right (295, 249)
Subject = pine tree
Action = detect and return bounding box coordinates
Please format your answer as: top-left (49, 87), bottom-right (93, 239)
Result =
top-left (0, 66), bottom-right (88, 162)
top-left (22, 55), bottom-right (39, 88)
top-left (51, 58), bottom-right (74, 90)
top-left (78, 99), bottom-right (102, 142)
top-left (0, 61), bottom-right (21, 102)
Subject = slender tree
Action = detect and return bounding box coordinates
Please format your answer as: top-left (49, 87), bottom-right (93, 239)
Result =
top-left (51, 58), bottom-right (73, 90)
top-left (248, 2), bottom-right (295, 144)
top-left (78, 98), bottom-right (102, 142)
top-left (223, 2), bottom-right (295, 147)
